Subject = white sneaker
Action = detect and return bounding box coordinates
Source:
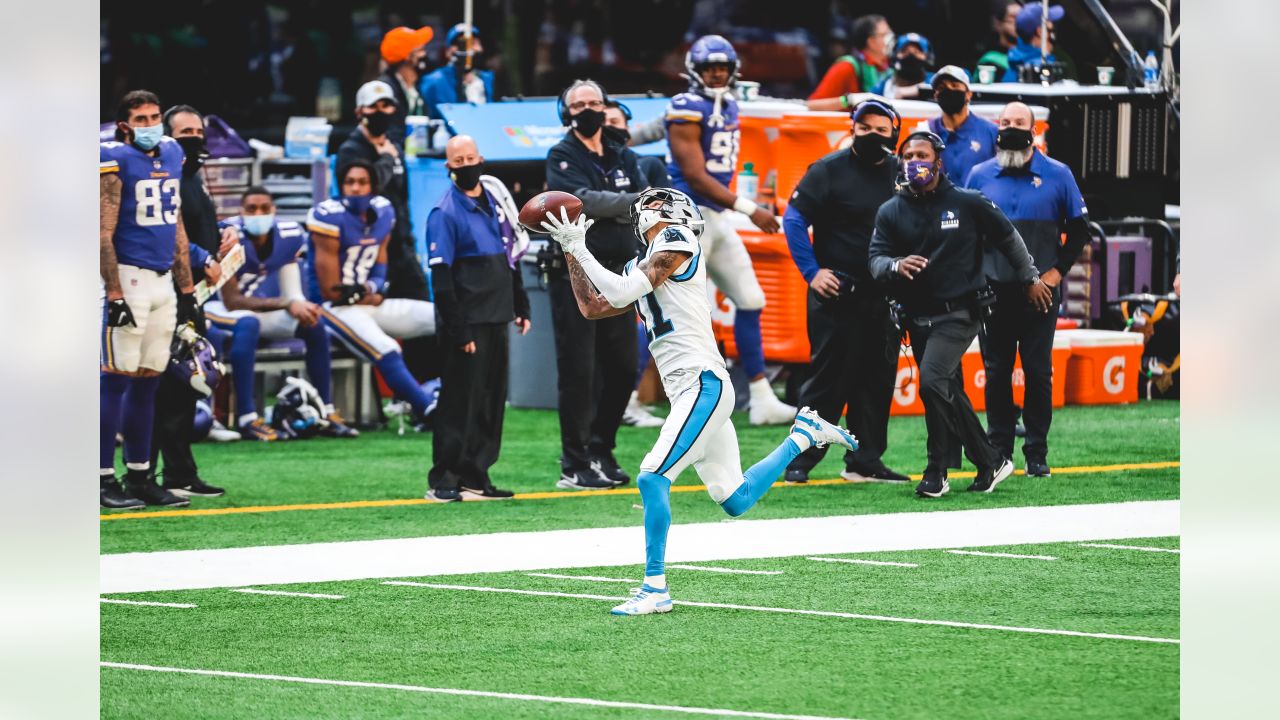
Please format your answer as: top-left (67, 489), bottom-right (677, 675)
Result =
top-left (610, 584), bottom-right (673, 616)
top-left (791, 407), bottom-right (858, 451)
top-left (747, 378), bottom-right (797, 426)
top-left (622, 392), bottom-right (665, 428)
top-left (207, 420), bottom-right (241, 443)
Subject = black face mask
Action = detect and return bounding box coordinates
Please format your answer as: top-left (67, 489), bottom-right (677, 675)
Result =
top-left (997, 127), bottom-right (1035, 151)
top-left (414, 56), bottom-right (430, 76)
top-left (602, 125), bottom-right (631, 146)
top-left (176, 136), bottom-right (208, 175)
top-left (570, 108), bottom-right (606, 137)
top-left (852, 132), bottom-right (895, 164)
top-left (894, 55), bottom-right (927, 83)
top-left (364, 110), bottom-right (393, 137)
top-left (936, 88), bottom-right (968, 115)
top-left (450, 161), bottom-right (484, 191)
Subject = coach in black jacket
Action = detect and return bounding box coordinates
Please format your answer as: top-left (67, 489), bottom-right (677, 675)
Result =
top-left (543, 79), bottom-right (646, 491)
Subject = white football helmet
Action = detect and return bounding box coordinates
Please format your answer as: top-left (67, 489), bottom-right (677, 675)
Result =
top-left (630, 187), bottom-right (705, 242)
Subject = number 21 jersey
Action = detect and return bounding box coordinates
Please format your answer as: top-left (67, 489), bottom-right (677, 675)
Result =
top-left (99, 137), bottom-right (185, 272)
top-left (664, 91), bottom-right (739, 210)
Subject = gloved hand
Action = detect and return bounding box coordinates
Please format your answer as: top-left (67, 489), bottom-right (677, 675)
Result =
top-left (106, 298), bottom-right (136, 328)
top-left (176, 291), bottom-right (199, 327)
top-left (540, 206), bottom-right (593, 258)
top-left (332, 284), bottom-right (367, 306)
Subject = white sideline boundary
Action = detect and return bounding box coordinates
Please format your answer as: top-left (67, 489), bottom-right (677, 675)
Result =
top-left (231, 589), bottom-right (346, 600)
top-left (100, 662), bottom-right (860, 720)
top-left (1079, 543), bottom-right (1181, 554)
top-left (383, 581), bottom-right (1179, 645)
top-left (100, 500), bottom-right (1179, 594)
top-left (100, 598), bottom-right (196, 609)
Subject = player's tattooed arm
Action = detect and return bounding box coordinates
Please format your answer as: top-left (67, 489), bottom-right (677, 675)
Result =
top-left (100, 173), bottom-right (124, 300)
top-left (219, 276), bottom-right (290, 312)
top-left (565, 254), bottom-right (631, 320)
top-left (172, 214), bottom-right (195, 293)
top-left (638, 250), bottom-right (693, 290)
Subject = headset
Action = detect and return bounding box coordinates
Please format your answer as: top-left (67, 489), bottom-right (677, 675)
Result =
top-left (605, 98), bottom-right (633, 122)
top-left (897, 130), bottom-right (946, 158)
top-left (556, 79), bottom-right (612, 126)
top-left (852, 99), bottom-right (902, 148)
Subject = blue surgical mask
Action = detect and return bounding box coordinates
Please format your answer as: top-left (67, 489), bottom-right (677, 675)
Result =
top-left (905, 159), bottom-right (939, 188)
top-left (343, 194), bottom-right (373, 215)
top-left (242, 213), bottom-right (275, 237)
top-left (132, 123), bottom-right (163, 151)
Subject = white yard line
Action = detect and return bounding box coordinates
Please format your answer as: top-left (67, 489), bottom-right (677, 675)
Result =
top-left (101, 500), bottom-right (1179, 594)
top-left (946, 550), bottom-right (1058, 561)
top-left (806, 557), bottom-right (919, 568)
top-left (100, 662), bottom-right (859, 720)
top-left (526, 573), bottom-right (636, 583)
top-left (100, 598), bottom-right (196, 609)
top-left (668, 565), bottom-right (783, 575)
top-left (231, 588), bottom-right (346, 600)
top-left (383, 582), bottom-right (1178, 645)
top-left (1079, 543), bottom-right (1180, 554)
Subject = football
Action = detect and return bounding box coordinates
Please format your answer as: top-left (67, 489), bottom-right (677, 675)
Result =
top-left (518, 190), bottom-right (583, 234)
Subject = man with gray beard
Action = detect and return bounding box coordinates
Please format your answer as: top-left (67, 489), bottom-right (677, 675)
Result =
top-left (965, 101), bottom-right (1090, 479)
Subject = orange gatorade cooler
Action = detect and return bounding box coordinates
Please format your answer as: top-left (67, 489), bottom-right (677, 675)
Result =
top-left (890, 345), bottom-right (925, 416)
top-left (733, 101), bottom-right (803, 205)
top-left (774, 111), bottom-right (852, 212)
top-left (1061, 329), bottom-right (1145, 405)
top-left (711, 215), bottom-right (810, 364)
top-left (961, 334), bottom-right (1071, 412)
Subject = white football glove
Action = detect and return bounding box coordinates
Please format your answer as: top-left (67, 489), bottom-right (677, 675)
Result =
top-left (540, 206), bottom-right (593, 258)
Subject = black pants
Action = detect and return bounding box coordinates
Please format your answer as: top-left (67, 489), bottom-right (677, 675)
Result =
top-left (980, 283), bottom-right (1060, 463)
top-left (150, 373), bottom-right (201, 484)
top-left (548, 272), bottom-right (637, 470)
top-left (429, 323), bottom-right (509, 491)
top-left (909, 310), bottom-right (1000, 475)
top-left (788, 288), bottom-right (898, 474)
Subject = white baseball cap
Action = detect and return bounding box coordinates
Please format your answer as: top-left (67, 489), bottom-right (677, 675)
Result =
top-left (355, 80), bottom-right (397, 109)
top-left (932, 65), bottom-right (971, 89)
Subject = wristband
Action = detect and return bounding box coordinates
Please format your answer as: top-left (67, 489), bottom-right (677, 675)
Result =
top-left (733, 197), bottom-right (758, 215)
top-left (891, 259), bottom-right (900, 275)
top-left (839, 94), bottom-right (851, 109)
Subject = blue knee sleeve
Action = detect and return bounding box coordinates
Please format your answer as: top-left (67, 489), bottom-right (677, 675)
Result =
top-left (376, 352), bottom-right (433, 414)
top-left (637, 471), bottom-right (672, 577)
top-left (100, 373), bottom-right (129, 471)
top-left (297, 321), bottom-right (333, 405)
top-left (734, 309), bottom-right (765, 378)
top-left (721, 437), bottom-right (803, 517)
top-left (121, 375), bottom-right (161, 466)
top-left (229, 316), bottom-right (261, 417)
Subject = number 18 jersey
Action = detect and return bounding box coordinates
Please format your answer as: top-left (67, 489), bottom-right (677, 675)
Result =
top-left (304, 196), bottom-right (395, 302)
top-left (664, 91), bottom-right (740, 210)
top-left (99, 137), bottom-right (185, 272)
top-left (628, 225), bottom-right (725, 389)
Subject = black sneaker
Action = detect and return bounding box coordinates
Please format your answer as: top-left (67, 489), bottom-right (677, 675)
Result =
top-left (424, 488), bottom-right (462, 502)
top-left (163, 477), bottom-right (226, 498)
top-left (1025, 460), bottom-right (1052, 478)
top-left (784, 468), bottom-right (809, 484)
top-left (123, 470), bottom-right (190, 507)
top-left (968, 458), bottom-right (1015, 493)
top-left (916, 472), bottom-right (950, 498)
top-left (101, 475), bottom-right (144, 510)
top-left (590, 454), bottom-right (631, 487)
top-left (556, 467), bottom-right (614, 490)
top-left (842, 462), bottom-right (911, 484)
top-left (460, 484), bottom-right (515, 500)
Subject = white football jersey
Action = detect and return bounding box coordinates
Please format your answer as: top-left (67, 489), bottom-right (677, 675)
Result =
top-left (627, 225), bottom-right (725, 390)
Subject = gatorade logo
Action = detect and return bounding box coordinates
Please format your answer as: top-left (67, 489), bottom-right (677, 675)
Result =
top-left (1103, 356), bottom-right (1126, 394)
top-left (894, 367), bottom-right (917, 406)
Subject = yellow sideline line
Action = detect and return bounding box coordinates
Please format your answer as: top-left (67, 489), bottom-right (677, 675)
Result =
top-left (100, 460), bottom-right (1179, 522)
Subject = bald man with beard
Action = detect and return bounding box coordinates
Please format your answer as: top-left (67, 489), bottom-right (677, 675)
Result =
top-left (425, 135), bottom-right (532, 502)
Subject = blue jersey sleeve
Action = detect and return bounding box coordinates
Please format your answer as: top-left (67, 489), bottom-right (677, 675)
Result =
top-left (426, 208), bottom-right (456, 267)
top-left (1057, 165), bottom-right (1088, 220)
top-left (665, 93), bottom-right (707, 125)
top-left (99, 142), bottom-right (122, 176)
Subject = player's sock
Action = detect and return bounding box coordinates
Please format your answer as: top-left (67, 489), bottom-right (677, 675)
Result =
top-left (375, 352), bottom-right (433, 414)
top-left (100, 372), bottom-right (129, 472)
top-left (644, 574), bottom-right (667, 591)
top-left (721, 437), bottom-right (805, 517)
top-left (734, 309), bottom-right (766, 379)
top-left (120, 375), bottom-right (161, 468)
top-left (636, 471), bottom-right (672, 578)
top-left (298, 321), bottom-right (334, 405)
top-left (228, 316), bottom-right (261, 419)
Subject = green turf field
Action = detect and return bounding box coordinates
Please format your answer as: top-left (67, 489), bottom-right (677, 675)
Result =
top-left (101, 400), bottom-right (1180, 718)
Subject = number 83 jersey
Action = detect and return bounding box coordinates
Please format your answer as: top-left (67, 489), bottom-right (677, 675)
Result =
top-left (99, 137), bottom-right (185, 272)
top-left (629, 225), bottom-right (726, 389)
top-left (664, 91), bottom-right (739, 210)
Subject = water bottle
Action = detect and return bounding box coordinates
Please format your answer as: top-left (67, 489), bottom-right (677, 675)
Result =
top-left (736, 162), bottom-right (759, 202)
top-left (1143, 51), bottom-right (1160, 89)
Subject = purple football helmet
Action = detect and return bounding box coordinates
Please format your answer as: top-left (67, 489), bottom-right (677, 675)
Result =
top-left (167, 324), bottom-right (225, 398)
top-left (685, 35), bottom-right (740, 93)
